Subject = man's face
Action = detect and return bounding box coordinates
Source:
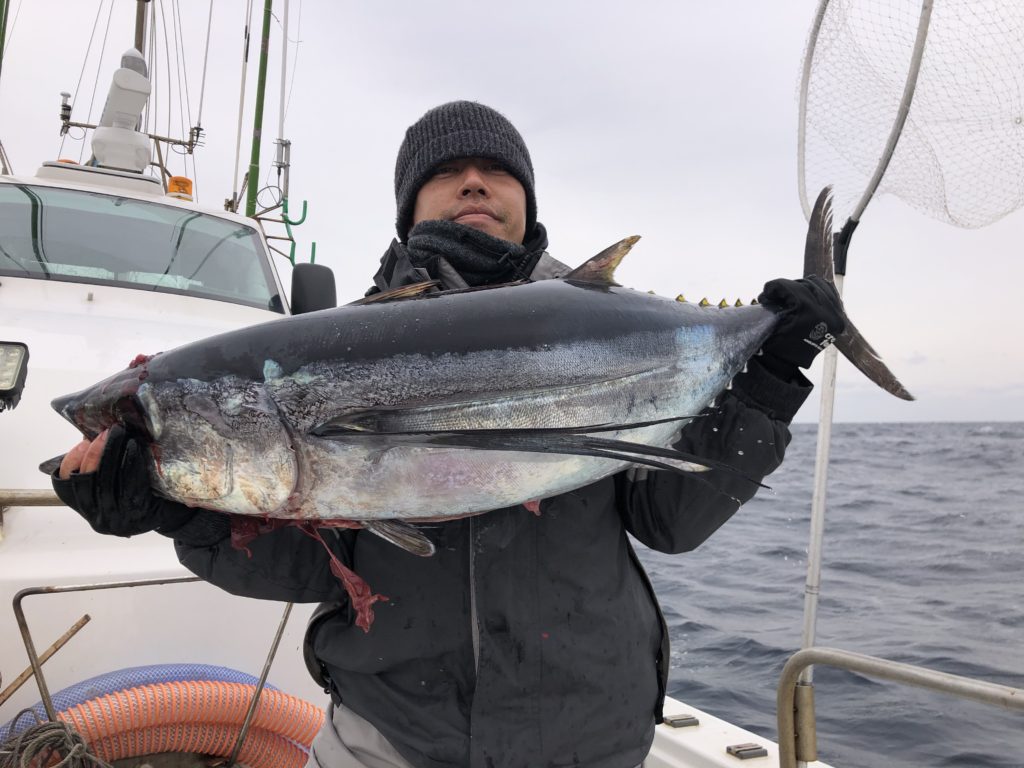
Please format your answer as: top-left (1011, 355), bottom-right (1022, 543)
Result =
top-left (412, 157), bottom-right (527, 244)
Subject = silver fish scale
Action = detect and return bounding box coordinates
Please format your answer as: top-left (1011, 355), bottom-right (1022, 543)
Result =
top-left (261, 322), bottom-right (765, 520)
top-left (267, 329), bottom-right (687, 433)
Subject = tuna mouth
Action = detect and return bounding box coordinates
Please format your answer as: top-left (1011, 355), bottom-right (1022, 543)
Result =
top-left (52, 389), bottom-right (155, 443)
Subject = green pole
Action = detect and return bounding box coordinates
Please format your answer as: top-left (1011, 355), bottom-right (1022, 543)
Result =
top-left (245, 0), bottom-right (273, 218)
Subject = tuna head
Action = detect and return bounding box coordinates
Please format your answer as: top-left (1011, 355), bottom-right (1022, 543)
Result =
top-left (52, 363), bottom-right (297, 516)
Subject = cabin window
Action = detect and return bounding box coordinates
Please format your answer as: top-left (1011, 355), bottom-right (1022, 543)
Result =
top-left (0, 183), bottom-right (284, 312)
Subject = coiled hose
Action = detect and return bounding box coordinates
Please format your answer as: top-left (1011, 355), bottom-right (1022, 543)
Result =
top-left (1, 665), bottom-right (325, 767)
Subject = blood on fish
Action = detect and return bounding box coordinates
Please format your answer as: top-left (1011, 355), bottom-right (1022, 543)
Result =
top-left (128, 353), bottom-right (152, 369)
top-left (228, 515), bottom-right (387, 632)
top-left (523, 500), bottom-right (542, 516)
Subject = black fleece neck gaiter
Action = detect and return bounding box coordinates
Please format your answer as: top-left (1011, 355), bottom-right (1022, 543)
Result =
top-left (406, 220), bottom-right (548, 287)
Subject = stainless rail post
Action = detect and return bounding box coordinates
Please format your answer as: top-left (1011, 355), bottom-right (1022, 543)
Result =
top-left (778, 646), bottom-right (1024, 768)
top-left (225, 602), bottom-right (294, 767)
top-left (13, 577), bottom-right (201, 721)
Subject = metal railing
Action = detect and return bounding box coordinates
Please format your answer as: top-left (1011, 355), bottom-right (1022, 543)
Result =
top-left (777, 646), bottom-right (1024, 768)
top-left (0, 490), bottom-right (62, 535)
top-left (0, 490), bottom-right (61, 507)
top-left (10, 579), bottom-right (293, 768)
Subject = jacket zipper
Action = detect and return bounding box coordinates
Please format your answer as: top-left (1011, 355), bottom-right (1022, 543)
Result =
top-left (469, 515), bottom-right (480, 673)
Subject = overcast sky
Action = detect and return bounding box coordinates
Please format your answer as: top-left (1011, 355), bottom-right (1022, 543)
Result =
top-left (1, 1), bottom-right (1022, 422)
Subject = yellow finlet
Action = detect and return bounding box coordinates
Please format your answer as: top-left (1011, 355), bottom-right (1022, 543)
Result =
top-left (717, 298), bottom-right (728, 308)
top-left (699, 297), bottom-right (711, 307)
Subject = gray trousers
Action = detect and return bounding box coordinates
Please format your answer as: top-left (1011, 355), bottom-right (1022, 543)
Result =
top-left (304, 702), bottom-right (415, 768)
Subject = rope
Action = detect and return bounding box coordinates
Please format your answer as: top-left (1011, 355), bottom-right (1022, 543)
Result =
top-left (172, 0), bottom-right (194, 132)
top-left (284, 0), bottom-right (303, 122)
top-left (0, 711), bottom-right (113, 768)
top-left (232, 0), bottom-right (256, 210)
top-left (79, 0), bottom-right (115, 164)
top-left (1, 0), bottom-right (26, 67)
top-left (169, 0), bottom-right (191, 184)
top-left (157, 0), bottom-right (173, 153)
top-left (58, 0), bottom-right (103, 159)
top-left (142, 0), bottom-right (152, 135)
top-left (195, 0), bottom-right (215, 128)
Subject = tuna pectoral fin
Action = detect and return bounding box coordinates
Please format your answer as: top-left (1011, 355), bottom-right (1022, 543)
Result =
top-left (804, 186), bottom-right (914, 401)
top-left (314, 417), bottom-right (765, 488)
top-left (363, 520), bottom-right (436, 557)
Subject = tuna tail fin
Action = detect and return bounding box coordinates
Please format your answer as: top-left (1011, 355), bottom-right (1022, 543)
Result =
top-left (805, 187), bottom-right (914, 401)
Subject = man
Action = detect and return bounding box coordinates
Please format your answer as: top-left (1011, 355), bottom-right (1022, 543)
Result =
top-left (55, 101), bottom-right (843, 768)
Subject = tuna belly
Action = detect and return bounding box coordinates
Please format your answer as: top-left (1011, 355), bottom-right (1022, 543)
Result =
top-left (292, 421), bottom-right (687, 521)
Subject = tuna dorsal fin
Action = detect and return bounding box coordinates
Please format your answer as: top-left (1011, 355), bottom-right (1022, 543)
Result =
top-left (349, 280), bottom-right (441, 305)
top-left (565, 236), bottom-right (641, 286)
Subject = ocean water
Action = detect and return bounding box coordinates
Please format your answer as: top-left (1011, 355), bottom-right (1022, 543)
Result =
top-left (636, 422), bottom-right (1024, 768)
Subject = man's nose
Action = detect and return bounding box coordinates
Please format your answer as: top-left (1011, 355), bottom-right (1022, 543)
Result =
top-left (458, 165), bottom-right (489, 197)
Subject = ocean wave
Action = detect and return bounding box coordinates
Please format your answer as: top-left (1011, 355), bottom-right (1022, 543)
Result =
top-left (649, 421), bottom-right (1023, 768)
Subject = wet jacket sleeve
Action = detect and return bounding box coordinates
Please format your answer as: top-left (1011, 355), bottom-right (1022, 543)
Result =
top-left (616, 357), bottom-right (811, 553)
top-left (173, 521), bottom-right (351, 604)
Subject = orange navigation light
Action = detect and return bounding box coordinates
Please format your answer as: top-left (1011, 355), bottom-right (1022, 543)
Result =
top-left (168, 175), bottom-right (194, 201)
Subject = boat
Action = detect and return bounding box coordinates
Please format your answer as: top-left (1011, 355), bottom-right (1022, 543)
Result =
top-left (0, 7), bottom-right (824, 762)
top-left (0, 53), bottom-right (807, 761)
top-left (0, 3), bottom-right (339, 764)
top-left (2, 2), bottom-right (1020, 767)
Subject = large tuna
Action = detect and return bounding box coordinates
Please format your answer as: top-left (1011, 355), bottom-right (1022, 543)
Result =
top-left (48, 188), bottom-right (910, 556)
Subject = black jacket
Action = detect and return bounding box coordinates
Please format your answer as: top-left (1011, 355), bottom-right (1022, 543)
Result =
top-left (174, 239), bottom-right (810, 768)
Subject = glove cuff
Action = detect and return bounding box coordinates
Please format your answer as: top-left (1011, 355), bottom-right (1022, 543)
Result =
top-left (730, 357), bottom-right (811, 423)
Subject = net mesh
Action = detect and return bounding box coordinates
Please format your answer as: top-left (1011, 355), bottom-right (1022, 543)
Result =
top-left (800, 0), bottom-right (1024, 228)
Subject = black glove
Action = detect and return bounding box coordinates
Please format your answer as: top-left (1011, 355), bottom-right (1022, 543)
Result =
top-left (757, 276), bottom-right (845, 378)
top-left (52, 425), bottom-right (195, 537)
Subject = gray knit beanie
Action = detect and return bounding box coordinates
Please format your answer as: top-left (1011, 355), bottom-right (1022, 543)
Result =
top-left (394, 101), bottom-right (536, 242)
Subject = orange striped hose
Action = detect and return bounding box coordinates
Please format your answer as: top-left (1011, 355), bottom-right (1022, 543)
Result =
top-left (56, 680), bottom-right (325, 767)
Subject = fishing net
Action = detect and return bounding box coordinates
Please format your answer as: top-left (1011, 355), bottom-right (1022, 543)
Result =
top-left (799, 0), bottom-right (1024, 228)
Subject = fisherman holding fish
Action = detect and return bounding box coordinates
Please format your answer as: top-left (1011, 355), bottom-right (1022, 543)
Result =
top-left (55, 102), bottom-right (852, 768)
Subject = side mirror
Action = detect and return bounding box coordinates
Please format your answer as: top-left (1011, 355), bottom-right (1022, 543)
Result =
top-left (291, 263), bottom-right (337, 314)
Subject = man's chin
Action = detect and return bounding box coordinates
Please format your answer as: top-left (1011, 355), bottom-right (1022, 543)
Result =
top-left (454, 213), bottom-right (501, 233)
top-left (454, 220), bottom-right (512, 242)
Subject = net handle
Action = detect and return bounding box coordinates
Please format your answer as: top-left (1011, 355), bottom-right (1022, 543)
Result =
top-left (794, 0), bottom-right (935, 718)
